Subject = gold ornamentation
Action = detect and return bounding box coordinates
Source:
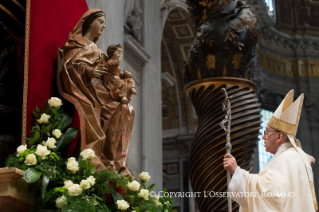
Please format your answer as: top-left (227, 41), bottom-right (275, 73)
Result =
top-left (258, 50), bottom-right (319, 78)
top-left (22, 0), bottom-right (31, 142)
top-left (206, 54), bottom-right (215, 70)
top-left (232, 53), bottom-right (242, 70)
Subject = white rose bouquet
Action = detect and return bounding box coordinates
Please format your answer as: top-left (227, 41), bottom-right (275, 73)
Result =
top-left (4, 98), bottom-right (175, 212)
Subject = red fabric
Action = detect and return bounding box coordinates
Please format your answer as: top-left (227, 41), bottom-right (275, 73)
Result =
top-left (26, 0), bottom-right (88, 153)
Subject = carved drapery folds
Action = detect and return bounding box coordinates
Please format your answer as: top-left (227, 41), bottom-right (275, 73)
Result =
top-left (184, 0), bottom-right (261, 211)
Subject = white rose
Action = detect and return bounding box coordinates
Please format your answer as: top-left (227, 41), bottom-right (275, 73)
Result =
top-left (56, 195), bottom-right (67, 208)
top-left (80, 179), bottom-right (91, 189)
top-left (87, 176), bottom-right (96, 186)
top-left (63, 180), bottom-right (73, 188)
top-left (116, 200), bottom-right (130, 210)
top-left (35, 144), bottom-right (50, 159)
top-left (138, 189), bottom-right (149, 200)
top-left (80, 149), bottom-right (97, 160)
top-left (157, 202), bottom-right (163, 208)
top-left (48, 97), bottom-right (63, 108)
top-left (68, 184), bottom-right (82, 196)
top-left (52, 129), bottom-right (63, 139)
top-left (152, 194), bottom-right (159, 205)
top-left (43, 137), bottom-right (56, 149)
top-left (139, 172), bottom-right (151, 182)
top-left (24, 154), bottom-right (37, 166)
top-left (37, 113), bottom-right (50, 124)
top-left (66, 157), bottom-right (79, 173)
top-left (127, 180), bottom-right (140, 191)
top-left (17, 144), bottom-right (27, 156)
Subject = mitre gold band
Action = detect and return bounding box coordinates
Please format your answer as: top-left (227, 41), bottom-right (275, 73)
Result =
top-left (268, 116), bottom-right (297, 137)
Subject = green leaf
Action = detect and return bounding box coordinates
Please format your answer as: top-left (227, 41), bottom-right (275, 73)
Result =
top-left (89, 164), bottom-right (96, 174)
top-left (81, 159), bottom-right (89, 169)
top-left (43, 124), bottom-right (53, 133)
top-left (111, 190), bottom-right (123, 203)
top-left (22, 168), bottom-right (42, 183)
top-left (42, 173), bottom-right (50, 199)
top-left (28, 138), bottom-right (36, 146)
top-left (54, 187), bottom-right (67, 193)
top-left (36, 156), bottom-right (42, 163)
top-left (60, 106), bottom-right (75, 131)
top-left (33, 111), bottom-right (40, 119)
top-left (147, 183), bottom-right (155, 190)
top-left (50, 107), bottom-right (58, 116)
top-left (57, 122), bottom-right (63, 129)
top-left (54, 128), bottom-right (79, 152)
top-left (77, 154), bottom-right (83, 166)
top-left (33, 131), bottom-right (40, 141)
top-left (84, 170), bottom-right (91, 177)
top-left (43, 101), bottom-right (49, 109)
top-left (134, 206), bottom-right (140, 212)
top-left (30, 129), bottom-right (39, 134)
top-left (123, 195), bottom-right (135, 202)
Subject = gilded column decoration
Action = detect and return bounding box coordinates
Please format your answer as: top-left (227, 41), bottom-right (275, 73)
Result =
top-left (22, 0), bottom-right (31, 140)
top-left (184, 0), bottom-right (261, 211)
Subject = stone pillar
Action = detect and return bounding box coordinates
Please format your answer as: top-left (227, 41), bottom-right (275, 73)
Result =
top-left (141, 0), bottom-right (163, 191)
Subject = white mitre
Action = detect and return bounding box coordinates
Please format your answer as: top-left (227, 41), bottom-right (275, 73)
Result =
top-left (268, 89), bottom-right (318, 211)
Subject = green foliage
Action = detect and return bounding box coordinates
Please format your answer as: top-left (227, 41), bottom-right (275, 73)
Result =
top-left (6, 98), bottom-right (176, 211)
top-left (42, 173), bottom-right (50, 199)
top-left (60, 196), bottom-right (109, 212)
top-left (60, 105), bottom-right (75, 131)
top-left (54, 127), bottom-right (79, 152)
top-left (22, 168), bottom-right (42, 183)
top-left (5, 154), bottom-right (20, 168)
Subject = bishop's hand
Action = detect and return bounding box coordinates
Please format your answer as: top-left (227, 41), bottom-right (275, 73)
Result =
top-left (223, 154), bottom-right (237, 175)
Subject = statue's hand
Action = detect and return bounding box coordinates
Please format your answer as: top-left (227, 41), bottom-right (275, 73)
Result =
top-left (90, 64), bottom-right (107, 79)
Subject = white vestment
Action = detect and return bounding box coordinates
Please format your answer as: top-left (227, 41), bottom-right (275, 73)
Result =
top-left (229, 143), bottom-right (317, 212)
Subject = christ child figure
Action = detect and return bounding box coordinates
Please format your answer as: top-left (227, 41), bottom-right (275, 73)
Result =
top-left (103, 44), bottom-right (137, 104)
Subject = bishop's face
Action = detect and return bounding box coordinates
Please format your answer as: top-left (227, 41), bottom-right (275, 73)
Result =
top-left (262, 125), bottom-right (280, 154)
top-left (89, 16), bottom-right (105, 38)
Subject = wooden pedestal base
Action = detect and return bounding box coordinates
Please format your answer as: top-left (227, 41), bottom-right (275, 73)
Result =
top-left (0, 168), bottom-right (34, 212)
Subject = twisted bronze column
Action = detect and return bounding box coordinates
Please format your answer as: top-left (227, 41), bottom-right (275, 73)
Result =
top-left (184, 0), bottom-right (261, 211)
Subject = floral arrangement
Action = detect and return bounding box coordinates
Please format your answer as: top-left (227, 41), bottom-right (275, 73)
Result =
top-left (5, 97), bottom-right (175, 212)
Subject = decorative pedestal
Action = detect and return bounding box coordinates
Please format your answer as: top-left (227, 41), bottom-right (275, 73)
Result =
top-left (0, 168), bottom-right (34, 212)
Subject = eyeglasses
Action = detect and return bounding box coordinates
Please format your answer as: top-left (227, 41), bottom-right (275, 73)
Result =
top-left (263, 130), bottom-right (279, 138)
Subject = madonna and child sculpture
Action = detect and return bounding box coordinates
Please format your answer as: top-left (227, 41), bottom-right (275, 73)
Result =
top-left (57, 9), bottom-right (137, 177)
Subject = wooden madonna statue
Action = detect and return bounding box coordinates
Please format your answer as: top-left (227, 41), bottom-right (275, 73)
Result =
top-left (57, 9), bottom-right (137, 177)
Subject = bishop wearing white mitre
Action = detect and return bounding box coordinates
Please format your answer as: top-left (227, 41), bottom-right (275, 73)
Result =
top-left (224, 90), bottom-right (318, 212)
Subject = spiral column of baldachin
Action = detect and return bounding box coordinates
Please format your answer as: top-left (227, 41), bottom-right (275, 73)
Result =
top-left (185, 77), bottom-right (262, 212)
